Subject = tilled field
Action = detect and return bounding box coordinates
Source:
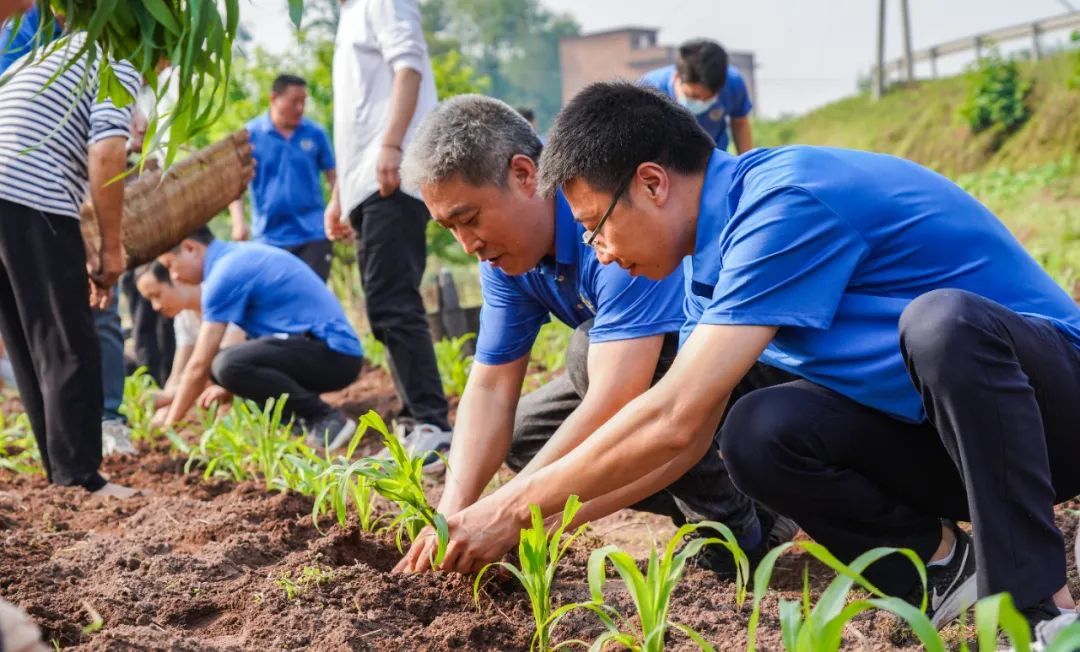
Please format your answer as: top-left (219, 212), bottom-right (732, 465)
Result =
top-left (0, 369), bottom-right (1077, 650)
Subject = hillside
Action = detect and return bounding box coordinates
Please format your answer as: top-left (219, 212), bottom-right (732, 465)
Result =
top-left (755, 51), bottom-right (1080, 177)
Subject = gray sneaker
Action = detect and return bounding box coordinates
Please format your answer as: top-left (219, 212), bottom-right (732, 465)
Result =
top-left (377, 422), bottom-right (451, 474)
top-left (304, 411), bottom-right (357, 452)
top-left (101, 420), bottom-right (136, 456)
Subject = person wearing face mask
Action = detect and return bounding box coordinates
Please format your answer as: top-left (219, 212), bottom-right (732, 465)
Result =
top-left (641, 38), bottom-right (754, 154)
top-left (228, 74), bottom-right (337, 280)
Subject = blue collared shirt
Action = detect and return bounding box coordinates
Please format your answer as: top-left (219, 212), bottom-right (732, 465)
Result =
top-left (202, 240), bottom-right (362, 358)
top-left (0, 8), bottom-right (62, 75)
top-left (640, 64), bottom-right (752, 152)
top-left (244, 113), bottom-right (335, 247)
top-left (475, 192), bottom-right (686, 366)
top-left (684, 146), bottom-right (1080, 423)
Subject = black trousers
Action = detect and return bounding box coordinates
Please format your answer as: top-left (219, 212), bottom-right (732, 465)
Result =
top-left (210, 335), bottom-right (364, 421)
top-left (0, 200), bottom-right (104, 489)
top-left (349, 190), bottom-right (450, 430)
top-left (509, 320), bottom-right (797, 534)
top-left (722, 289), bottom-right (1080, 608)
top-left (121, 271), bottom-right (175, 384)
top-left (284, 238), bottom-right (332, 282)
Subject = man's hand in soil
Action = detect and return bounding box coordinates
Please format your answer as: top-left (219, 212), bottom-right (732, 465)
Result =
top-left (392, 500), bottom-right (523, 574)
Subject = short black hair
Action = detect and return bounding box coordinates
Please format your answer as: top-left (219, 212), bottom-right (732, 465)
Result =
top-left (676, 39), bottom-right (729, 93)
top-left (516, 106), bottom-right (536, 123)
top-left (538, 81), bottom-right (715, 198)
top-left (171, 225), bottom-right (215, 252)
top-left (134, 261), bottom-right (172, 286)
top-left (272, 74), bottom-right (307, 95)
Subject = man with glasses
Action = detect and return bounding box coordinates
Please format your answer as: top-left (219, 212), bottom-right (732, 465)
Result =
top-left (392, 95), bottom-right (797, 578)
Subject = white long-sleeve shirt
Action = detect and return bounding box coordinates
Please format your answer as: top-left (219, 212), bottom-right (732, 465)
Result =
top-left (333, 0), bottom-right (438, 214)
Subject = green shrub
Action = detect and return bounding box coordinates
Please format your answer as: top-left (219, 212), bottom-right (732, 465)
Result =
top-left (957, 50), bottom-right (1031, 134)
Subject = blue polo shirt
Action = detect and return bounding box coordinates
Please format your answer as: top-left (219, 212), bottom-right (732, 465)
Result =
top-left (476, 192), bottom-right (685, 366)
top-left (0, 8), bottom-right (63, 75)
top-left (202, 240), bottom-right (362, 358)
top-left (244, 114), bottom-right (335, 247)
top-left (641, 64), bottom-right (752, 153)
top-left (684, 146), bottom-right (1080, 423)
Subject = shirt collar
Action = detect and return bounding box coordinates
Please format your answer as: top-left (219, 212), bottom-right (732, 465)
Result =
top-left (552, 189), bottom-right (579, 266)
top-left (691, 149), bottom-right (737, 297)
top-left (203, 238), bottom-right (231, 279)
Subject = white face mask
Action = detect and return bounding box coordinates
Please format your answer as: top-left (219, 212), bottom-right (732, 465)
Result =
top-left (675, 88), bottom-right (717, 116)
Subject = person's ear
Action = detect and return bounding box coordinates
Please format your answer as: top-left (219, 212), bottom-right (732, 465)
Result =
top-left (635, 162), bottom-right (670, 207)
top-left (508, 154), bottom-right (538, 197)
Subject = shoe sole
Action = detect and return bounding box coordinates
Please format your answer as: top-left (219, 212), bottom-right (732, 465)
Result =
top-left (931, 570), bottom-right (978, 629)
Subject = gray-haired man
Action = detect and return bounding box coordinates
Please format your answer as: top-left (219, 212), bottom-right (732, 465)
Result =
top-left (393, 95), bottom-right (797, 577)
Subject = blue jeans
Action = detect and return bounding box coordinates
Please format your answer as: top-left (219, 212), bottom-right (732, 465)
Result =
top-left (93, 290), bottom-right (124, 422)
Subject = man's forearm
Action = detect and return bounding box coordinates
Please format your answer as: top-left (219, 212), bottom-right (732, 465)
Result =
top-left (517, 394), bottom-right (622, 479)
top-left (438, 386), bottom-right (517, 515)
top-left (88, 137), bottom-right (128, 250)
top-left (731, 118), bottom-right (753, 154)
top-left (383, 68), bottom-right (421, 148)
top-left (164, 359), bottom-right (210, 425)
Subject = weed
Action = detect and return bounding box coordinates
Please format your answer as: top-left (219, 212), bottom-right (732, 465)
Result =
top-left (274, 565), bottom-right (335, 601)
top-left (561, 521), bottom-right (748, 652)
top-left (274, 570), bottom-right (301, 601)
top-left (119, 367), bottom-right (159, 441)
top-left (474, 496), bottom-right (588, 651)
top-left (434, 333), bottom-right (475, 397)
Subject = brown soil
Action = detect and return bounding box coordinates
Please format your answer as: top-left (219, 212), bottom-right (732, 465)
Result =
top-left (1, 369), bottom-right (1078, 650)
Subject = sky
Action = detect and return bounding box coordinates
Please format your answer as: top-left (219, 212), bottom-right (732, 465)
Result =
top-left (243, 0), bottom-right (1079, 119)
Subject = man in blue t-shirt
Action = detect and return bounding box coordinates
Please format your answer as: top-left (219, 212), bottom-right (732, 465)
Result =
top-left (0, 5), bottom-right (61, 75)
top-left (228, 74), bottom-right (337, 280)
top-left (416, 83), bottom-right (1080, 636)
top-left (392, 95), bottom-right (799, 578)
top-left (641, 39), bottom-right (753, 154)
top-left (158, 227), bottom-right (364, 451)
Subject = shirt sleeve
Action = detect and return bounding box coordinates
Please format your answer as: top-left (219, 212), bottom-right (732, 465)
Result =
top-left (201, 265), bottom-right (252, 326)
top-left (88, 60), bottom-right (140, 145)
top-left (726, 68), bottom-right (753, 118)
top-left (699, 187), bottom-right (868, 330)
top-left (587, 263), bottom-right (685, 343)
top-left (474, 262), bottom-right (550, 366)
top-left (369, 0), bottom-right (428, 74)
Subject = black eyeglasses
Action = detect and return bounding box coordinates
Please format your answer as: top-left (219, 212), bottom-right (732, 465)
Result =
top-left (582, 174), bottom-right (634, 249)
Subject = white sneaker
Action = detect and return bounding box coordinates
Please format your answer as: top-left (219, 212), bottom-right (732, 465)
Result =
top-left (378, 422), bottom-right (451, 474)
top-left (101, 420), bottom-right (136, 456)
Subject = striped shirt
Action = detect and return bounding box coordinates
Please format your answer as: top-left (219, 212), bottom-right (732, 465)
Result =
top-left (0, 33), bottom-right (140, 219)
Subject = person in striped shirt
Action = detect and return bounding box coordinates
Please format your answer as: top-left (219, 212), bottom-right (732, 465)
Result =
top-left (0, 33), bottom-right (141, 497)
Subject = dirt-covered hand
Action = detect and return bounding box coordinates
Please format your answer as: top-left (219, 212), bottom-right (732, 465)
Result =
top-left (393, 525), bottom-right (440, 573)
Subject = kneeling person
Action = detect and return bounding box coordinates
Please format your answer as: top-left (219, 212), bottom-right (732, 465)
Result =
top-left (396, 95), bottom-right (796, 575)
top-left (159, 227), bottom-right (364, 449)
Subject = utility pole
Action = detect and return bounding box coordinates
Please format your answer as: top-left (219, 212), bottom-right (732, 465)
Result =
top-left (900, 0), bottom-right (914, 81)
top-left (873, 0), bottom-right (886, 99)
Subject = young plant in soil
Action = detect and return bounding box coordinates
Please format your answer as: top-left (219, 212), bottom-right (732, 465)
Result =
top-left (186, 397), bottom-right (302, 488)
top-left (119, 367), bottom-right (160, 441)
top-left (473, 495), bottom-right (588, 652)
top-left (274, 565), bottom-right (335, 601)
top-left (560, 521), bottom-right (749, 652)
top-left (306, 433), bottom-right (379, 533)
top-left (352, 410), bottom-right (449, 565)
top-left (434, 333), bottom-right (476, 397)
top-left (0, 410), bottom-right (39, 474)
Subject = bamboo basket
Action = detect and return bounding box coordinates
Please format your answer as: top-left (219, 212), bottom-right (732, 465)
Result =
top-left (81, 130), bottom-right (254, 269)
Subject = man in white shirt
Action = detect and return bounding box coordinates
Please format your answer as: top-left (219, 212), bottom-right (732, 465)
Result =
top-left (324, 0), bottom-right (451, 466)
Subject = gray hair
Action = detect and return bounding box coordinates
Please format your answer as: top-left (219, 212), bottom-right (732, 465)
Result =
top-left (401, 94), bottom-right (543, 190)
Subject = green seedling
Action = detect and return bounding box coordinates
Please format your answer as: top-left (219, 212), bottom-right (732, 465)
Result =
top-left (352, 411), bottom-right (449, 565)
top-left (186, 397), bottom-right (303, 488)
top-left (0, 410), bottom-right (40, 474)
top-left (434, 333), bottom-right (475, 397)
top-left (474, 495), bottom-right (588, 651)
top-left (361, 332), bottom-right (389, 372)
top-left (119, 367), bottom-right (159, 441)
top-left (274, 565), bottom-right (334, 601)
top-left (80, 600), bottom-right (104, 635)
top-left (747, 542), bottom-right (939, 652)
top-left (274, 570), bottom-right (301, 601)
top-left (311, 457), bottom-right (379, 533)
top-left (560, 521), bottom-right (748, 652)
